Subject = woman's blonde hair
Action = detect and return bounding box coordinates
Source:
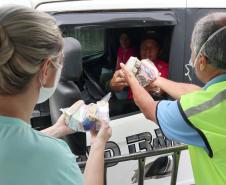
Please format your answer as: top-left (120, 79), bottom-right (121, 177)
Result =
top-left (0, 5), bottom-right (63, 95)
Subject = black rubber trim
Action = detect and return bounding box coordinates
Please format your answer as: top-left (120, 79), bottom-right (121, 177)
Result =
top-left (155, 101), bottom-right (161, 126)
top-left (177, 100), bottom-right (213, 158)
top-left (155, 101), bottom-right (168, 138)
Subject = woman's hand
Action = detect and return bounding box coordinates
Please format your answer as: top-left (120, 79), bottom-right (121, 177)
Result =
top-left (49, 100), bottom-right (85, 137)
top-left (84, 119), bottom-right (112, 185)
top-left (90, 119), bottom-right (112, 147)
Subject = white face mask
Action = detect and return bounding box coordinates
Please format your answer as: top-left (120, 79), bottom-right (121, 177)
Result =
top-left (185, 26), bottom-right (226, 81)
top-left (37, 59), bottom-right (63, 104)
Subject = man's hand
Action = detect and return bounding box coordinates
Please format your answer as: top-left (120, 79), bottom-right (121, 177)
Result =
top-left (110, 70), bottom-right (127, 91)
top-left (120, 63), bottom-right (138, 86)
top-left (145, 79), bottom-right (163, 96)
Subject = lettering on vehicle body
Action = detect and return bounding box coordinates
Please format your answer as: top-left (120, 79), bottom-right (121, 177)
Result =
top-left (126, 128), bottom-right (179, 154)
top-left (76, 129), bottom-right (180, 163)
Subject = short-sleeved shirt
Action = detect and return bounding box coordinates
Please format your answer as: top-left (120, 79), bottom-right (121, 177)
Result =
top-left (156, 100), bottom-right (207, 150)
top-left (154, 59), bottom-right (169, 79)
top-left (156, 74), bottom-right (226, 150)
top-left (0, 116), bottom-right (84, 185)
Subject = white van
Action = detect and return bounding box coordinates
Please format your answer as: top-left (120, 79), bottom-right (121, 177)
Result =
top-left (4, 0), bottom-right (226, 184)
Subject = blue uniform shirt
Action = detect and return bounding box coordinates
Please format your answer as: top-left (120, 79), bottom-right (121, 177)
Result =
top-left (156, 74), bottom-right (226, 150)
top-left (0, 116), bottom-right (84, 185)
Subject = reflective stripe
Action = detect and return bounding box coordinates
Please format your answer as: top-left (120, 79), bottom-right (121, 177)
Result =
top-left (184, 89), bottom-right (226, 117)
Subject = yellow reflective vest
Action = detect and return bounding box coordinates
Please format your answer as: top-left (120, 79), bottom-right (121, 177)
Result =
top-left (179, 80), bottom-right (226, 185)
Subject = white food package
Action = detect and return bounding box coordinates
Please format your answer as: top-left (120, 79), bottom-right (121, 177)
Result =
top-left (126, 56), bottom-right (160, 87)
top-left (61, 93), bottom-right (111, 132)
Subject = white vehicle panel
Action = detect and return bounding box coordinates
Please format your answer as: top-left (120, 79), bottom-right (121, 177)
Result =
top-left (187, 0), bottom-right (226, 8)
top-left (36, 0), bottom-right (186, 12)
top-left (86, 113), bottom-right (194, 185)
top-left (86, 113), bottom-right (159, 154)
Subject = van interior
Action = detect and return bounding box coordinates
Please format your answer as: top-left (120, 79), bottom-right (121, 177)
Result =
top-left (60, 25), bottom-right (174, 117)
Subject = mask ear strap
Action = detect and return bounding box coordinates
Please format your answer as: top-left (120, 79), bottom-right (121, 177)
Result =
top-left (38, 63), bottom-right (44, 87)
top-left (39, 76), bottom-right (44, 87)
top-left (51, 60), bottom-right (63, 69)
top-left (185, 63), bottom-right (192, 81)
top-left (38, 58), bottom-right (50, 88)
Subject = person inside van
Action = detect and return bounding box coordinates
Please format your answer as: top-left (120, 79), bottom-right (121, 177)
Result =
top-left (0, 5), bottom-right (111, 185)
top-left (115, 32), bottom-right (136, 70)
top-left (120, 12), bottom-right (226, 185)
top-left (109, 33), bottom-right (168, 99)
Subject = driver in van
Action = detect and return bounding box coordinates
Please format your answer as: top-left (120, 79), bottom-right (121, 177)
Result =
top-left (0, 5), bottom-right (111, 185)
top-left (109, 33), bottom-right (169, 99)
top-left (121, 12), bottom-right (226, 185)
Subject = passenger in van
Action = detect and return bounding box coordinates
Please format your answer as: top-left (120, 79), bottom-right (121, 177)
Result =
top-left (120, 12), bottom-right (226, 185)
top-left (136, 34), bottom-right (168, 97)
top-left (113, 32), bottom-right (136, 100)
top-left (0, 5), bottom-right (111, 185)
top-left (110, 34), bottom-right (168, 99)
top-left (115, 32), bottom-right (136, 70)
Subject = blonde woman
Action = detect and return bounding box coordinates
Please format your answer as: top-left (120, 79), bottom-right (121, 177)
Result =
top-left (0, 5), bottom-right (111, 185)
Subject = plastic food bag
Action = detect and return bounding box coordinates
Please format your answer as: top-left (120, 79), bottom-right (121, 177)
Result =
top-left (126, 57), bottom-right (160, 87)
top-left (61, 93), bottom-right (111, 132)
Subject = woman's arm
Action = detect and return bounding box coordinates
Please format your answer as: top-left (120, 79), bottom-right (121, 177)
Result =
top-left (84, 122), bottom-right (111, 185)
top-left (41, 100), bottom-right (112, 185)
top-left (40, 114), bottom-right (74, 138)
top-left (40, 100), bottom-right (84, 138)
top-left (42, 118), bottom-right (112, 185)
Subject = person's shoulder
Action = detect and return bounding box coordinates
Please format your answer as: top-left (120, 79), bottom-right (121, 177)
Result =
top-left (32, 129), bottom-right (72, 154)
top-left (118, 47), bottom-right (123, 53)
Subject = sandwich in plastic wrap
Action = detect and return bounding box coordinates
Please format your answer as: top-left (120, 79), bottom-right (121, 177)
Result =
top-left (61, 93), bottom-right (111, 132)
top-left (125, 56), bottom-right (160, 87)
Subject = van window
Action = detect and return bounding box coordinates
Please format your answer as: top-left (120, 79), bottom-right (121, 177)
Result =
top-left (104, 26), bottom-right (174, 118)
top-left (61, 24), bottom-right (173, 119)
top-left (61, 26), bottom-right (104, 56)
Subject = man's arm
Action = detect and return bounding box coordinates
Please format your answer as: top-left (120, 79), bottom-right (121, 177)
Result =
top-left (130, 78), bottom-right (158, 122)
top-left (153, 77), bottom-right (201, 99)
top-left (120, 63), bottom-right (158, 122)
